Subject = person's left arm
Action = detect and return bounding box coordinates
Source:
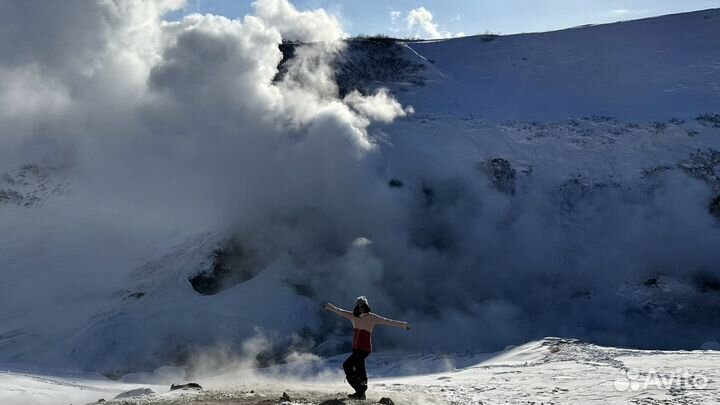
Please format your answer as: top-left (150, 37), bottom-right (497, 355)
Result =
top-left (370, 313), bottom-right (411, 330)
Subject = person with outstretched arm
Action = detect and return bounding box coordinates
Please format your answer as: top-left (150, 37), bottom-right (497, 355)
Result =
top-left (324, 296), bottom-right (411, 400)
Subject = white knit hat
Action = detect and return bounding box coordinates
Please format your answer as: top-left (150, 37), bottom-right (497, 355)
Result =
top-left (355, 296), bottom-right (369, 306)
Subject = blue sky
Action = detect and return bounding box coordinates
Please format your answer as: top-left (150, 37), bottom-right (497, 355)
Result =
top-left (166, 0), bottom-right (720, 37)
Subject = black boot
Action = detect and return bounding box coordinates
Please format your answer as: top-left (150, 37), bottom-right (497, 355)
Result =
top-left (349, 380), bottom-right (367, 400)
top-left (348, 392), bottom-right (366, 400)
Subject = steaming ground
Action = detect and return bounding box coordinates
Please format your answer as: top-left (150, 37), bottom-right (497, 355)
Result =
top-left (2, 1), bottom-right (720, 404)
top-left (3, 339), bottom-right (719, 404)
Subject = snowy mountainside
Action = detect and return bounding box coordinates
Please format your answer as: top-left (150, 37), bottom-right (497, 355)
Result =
top-left (0, 163), bottom-right (71, 207)
top-left (396, 9), bottom-right (720, 120)
top-left (1, 5), bottom-right (720, 386)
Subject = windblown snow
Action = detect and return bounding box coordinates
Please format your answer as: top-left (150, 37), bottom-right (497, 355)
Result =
top-left (1, 1), bottom-right (720, 404)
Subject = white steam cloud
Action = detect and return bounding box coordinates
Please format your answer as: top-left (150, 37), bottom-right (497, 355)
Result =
top-left (387, 7), bottom-right (464, 39)
top-left (253, 0), bottom-right (345, 42)
top-left (0, 0), bottom-right (409, 371)
top-left (344, 89), bottom-right (413, 123)
top-left (407, 7), bottom-right (444, 39)
top-left (404, 7), bottom-right (465, 39)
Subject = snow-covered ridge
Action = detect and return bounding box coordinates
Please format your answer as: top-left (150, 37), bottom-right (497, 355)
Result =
top-left (396, 8), bottom-right (720, 121)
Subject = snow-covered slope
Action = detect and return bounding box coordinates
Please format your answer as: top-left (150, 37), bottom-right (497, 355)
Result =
top-left (398, 9), bottom-right (720, 120)
top-left (1, 5), bottom-right (720, 399)
top-left (3, 338), bottom-right (719, 404)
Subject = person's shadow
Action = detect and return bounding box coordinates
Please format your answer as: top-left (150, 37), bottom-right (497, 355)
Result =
top-left (318, 400), bottom-right (347, 405)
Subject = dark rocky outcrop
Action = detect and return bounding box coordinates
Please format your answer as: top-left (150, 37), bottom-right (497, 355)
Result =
top-left (643, 276), bottom-right (661, 288)
top-left (486, 158), bottom-right (517, 195)
top-left (709, 195), bottom-right (720, 220)
top-left (334, 36), bottom-right (426, 97)
top-left (275, 36), bottom-right (426, 97)
top-left (0, 188), bottom-right (24, 205)
top-left (694, 273), bottom-right (720, 293)
top-left (388, 178), bottom-right (404, 188)
top-left (170, 382), bottom-right (203, 391)
top-left (678, 149), bottom-right (720, 186)
top-left (189, 239), bottom-right (263, 295)
top-left (696, 112), bottom-right (720, 127)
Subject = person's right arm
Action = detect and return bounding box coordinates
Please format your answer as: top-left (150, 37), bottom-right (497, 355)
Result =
top-left (324, 303), bottom-right (354, 320)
